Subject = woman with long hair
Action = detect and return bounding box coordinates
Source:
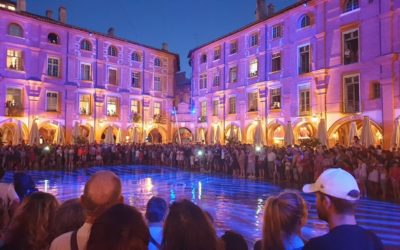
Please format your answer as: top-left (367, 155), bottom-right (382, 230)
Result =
top-left (1, 191), bottom-right (59, 250)
top-left (260, 191), bottom-right (308, 250)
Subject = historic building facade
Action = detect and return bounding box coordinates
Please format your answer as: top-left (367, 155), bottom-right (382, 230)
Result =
top-left (189, 0), bottom-right (400, 148)
top-left (0, 1), bottom-right (179, 144)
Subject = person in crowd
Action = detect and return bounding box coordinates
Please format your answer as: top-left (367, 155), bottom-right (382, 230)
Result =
top-left (86, 204), bottom-right (150, 250)
top-left (145, 196), bottom-right (168, 250)
top-left (50, 170), bottom-right (123, 250)
top-left (389, 161), bottom-right (400, 201)
top-left (0, 168), bottom-right (19, 232)
top-left (13, 172), bottom-right (38, 201)
top-left (161, 199), bottom-right (222, 250)
top-left (302, 168), bottom-right (384, 250)
top-left (221, 230), bottom-right (248, 250)
top-left (255, 190), bottom-right (307, 250)
top-left (1, 192), bottom-right (59, 250)
top-left (53, 198), bottom-right (86, 240)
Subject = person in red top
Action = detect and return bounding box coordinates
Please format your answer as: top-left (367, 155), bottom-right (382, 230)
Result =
top-left (389, 161), bottom-right (400, 201)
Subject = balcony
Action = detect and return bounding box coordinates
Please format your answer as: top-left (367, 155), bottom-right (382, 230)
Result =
top-left (153, 114), bottom-right (166, 124)
top-left (131, 113), bottom-right (142, 123)
top-left (5, 102), bottom-right (23, 117)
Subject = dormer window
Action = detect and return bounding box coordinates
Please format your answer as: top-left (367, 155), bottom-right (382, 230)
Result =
top-left (344, 0), bottom-right (359, 12)
top-left (80, 39), bottom-right (92, 51)
top-left (154, 57), bottom-right (161, 67)
top-left (108, 45), bottom-right (118, 57)
top-left (8, 23), bottom-right (23, 38)
top-left (48, 33), bottom-right (59, 44)
top-left (299, 15), bottom-right (311, 29)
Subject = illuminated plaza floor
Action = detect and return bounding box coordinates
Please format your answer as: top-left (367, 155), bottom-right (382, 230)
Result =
top-left (4, 165), bottom-right (400, 247)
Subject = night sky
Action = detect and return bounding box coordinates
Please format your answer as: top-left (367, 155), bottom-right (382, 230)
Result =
top-left (28, 0), bottom-right (295, 76)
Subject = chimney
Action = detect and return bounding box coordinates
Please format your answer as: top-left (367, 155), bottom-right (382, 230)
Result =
top-left (58, 7), bottom-right (67, 23)
top-left (46, 10), bottom-right (53, 19)
top-left (162, 42), bottom-right (169, 51)
top-left (255, 0), bottom-right (267, 21)
top-left (267, 3), bottom-right (275, 17)
top-left (107, 27), bottom-right (115, 36)
top-left (17, 0), bottom-right (26, 12)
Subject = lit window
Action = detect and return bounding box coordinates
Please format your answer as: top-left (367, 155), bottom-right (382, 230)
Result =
top-left (154, 76), bottom-right (162, 91)
top-left (46, 91), bottom-right (59, 112)
top-left (199, 74), bottom-right (207, 89)
top-left (249, 58), bottom-right (258, 77)
top-left (131, 100), bottom-right (140, 114)
top-left (248, 92), bottom-right (258, 112)
top-left (213, 100), bottom-right (219, 116)
top-left (108, 46), bottom-right (118, 57)
top-left (229, 97), bottom-right (236, 114)
top-left (80, 39), bottom-right (92, 51)
top-left (299, 87), bottom-right (310, 116)
top-left (107, 97), bottom-right (119, 116)
top-left (132, 52), bottom-right (141, 62)
top-left (250, 33), bottom-right (259, 47)
top-left (343, 29), bottom-right (359, 65)
top-left (79, 94), bottom-right (91, 115)
top-left (298, 45), bottom-right (310, 74)
top-left (48, 33), bottom-right (59, 44)
top-left (272, 25), bottom-right (283, 39)
top-left (8, 23), bottom-right (23, 37)
top-left (80, 63), bottom-right (92, 81)
top-left (7, 49), bottom-right (23, 71)
top-left (271, 52), bottom-right (281, 72)
top-left (108, 68), bottom-right (118, 85)
top-left (344, 0), bottom-right (359, 12)
top-left (154, 57), bottom-right (161, 67)
top-left (131, 72), bottom-right (141, 88)
top-left (229, 66), bottom-right (238, 83)
top-left (344, 75), bottom-right (360, 113)
top-left (270, 88), bottom-right (281, 110)
top-left (154, 102), bottom-right (161, 115)
top-left (214, 47), bottom-right (221, 60)
top-left (47, 57), bottom-right (60, 77)
top-left (5, 88), bottom-right (23, 116)
top-left (201, 101), bottom-right (207, 117)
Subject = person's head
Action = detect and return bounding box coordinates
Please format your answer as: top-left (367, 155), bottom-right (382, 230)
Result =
top-left (87, 204), bottom-right (150, 250)
top-left (5, 192), bottom-right (59, 250)
top-left (53, 198), bottom-right (86, 239)
top-left (81, 171), bottom-right (123, 221)
top-left (303, 168), bottom-right (360, 222)
top-left (221, 230), bottom-right (248, 250)
top-left (145, 196), bottom-right (167, 223)
top-left (162, 199), bottom-right (219, 250)
top-left (262, 191), bottom-right (307, 250)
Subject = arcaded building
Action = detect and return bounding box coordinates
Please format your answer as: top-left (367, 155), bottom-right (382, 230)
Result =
top-left (0, 0), bottom-right (179, 144)
top-left (189, 0), bottom-right (400, 148)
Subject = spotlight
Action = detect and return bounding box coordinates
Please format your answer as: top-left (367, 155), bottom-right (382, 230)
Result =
top-left (197, 150), bottom-right (203, 156)
top-left (256, 146), bottom-right (261, 152)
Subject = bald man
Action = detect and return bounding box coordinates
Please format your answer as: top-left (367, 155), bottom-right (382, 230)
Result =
top-left (50, 171), bottom-right (123, 250)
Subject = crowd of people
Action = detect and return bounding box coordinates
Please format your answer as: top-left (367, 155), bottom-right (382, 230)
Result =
top-left (0, 139), bottom-right (400, 202)
top-left (0, 168), bottom-right (387, 250)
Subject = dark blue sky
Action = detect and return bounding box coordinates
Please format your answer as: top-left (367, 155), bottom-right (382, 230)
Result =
top-left (29, 0), bottom-right (295, 76)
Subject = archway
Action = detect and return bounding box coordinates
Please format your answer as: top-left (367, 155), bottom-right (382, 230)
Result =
top-left (101, 126), bottom-right (120, 144)
top-left (38, 122), bottom-right (58, 144)
top-left (225, 123), bottom-right (242, 143)
top-left (127, 126), bottom-right (143, 143)
top-left (147, 129), bottom-right (162, 144)
top-left (294, 122), bottom-right (316, 143)
top-left (0, 120), bottom-right (29, 145)
top-left (173, 127), bottom-right (193, 144)
top-left (267, 120), bottom-right (285, 146)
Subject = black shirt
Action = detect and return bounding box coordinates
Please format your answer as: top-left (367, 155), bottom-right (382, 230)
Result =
top-left (303, 224), bottom-right (384, 250)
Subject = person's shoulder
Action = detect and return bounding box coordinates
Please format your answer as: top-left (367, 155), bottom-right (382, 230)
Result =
top-left (303, 233), bottom-right (331, 250)
top-left (50, 231), bottom-right (73, 250)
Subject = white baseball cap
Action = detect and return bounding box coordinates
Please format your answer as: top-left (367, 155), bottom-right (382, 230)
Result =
top-left (303, 168), bottom-right (360, 201)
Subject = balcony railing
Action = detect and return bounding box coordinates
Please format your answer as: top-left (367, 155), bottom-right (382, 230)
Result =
top-left (153, 114), bottom-right (166, 124)
top-left (5, 102), bottom-right (23, 117)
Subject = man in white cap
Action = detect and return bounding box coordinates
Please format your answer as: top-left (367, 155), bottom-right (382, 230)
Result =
top-left (302, 168), bottom-right (383, 250)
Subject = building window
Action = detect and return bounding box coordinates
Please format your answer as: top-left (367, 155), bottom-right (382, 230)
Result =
top-left (344, 75), bottom-right (360, 113)
top-left (131, 100), bottom-right (140, 114)
top-left (250, 33), bottom-right (259, 47)
top-left (107, 97), bottom-right (119, 116)
top-left (199, 74), bottom-right (207, 89)
top-left (48, 33), bottom-right (59, 44)
top-left (108, 45), bottom-right (118, 57)
top-left (213, 100), bottom-right (219, 116)
top-left (80, 39), bottom-right (92, 51)
top-left (272, 24), bottom-right (283, 39)
top-left (7, 49), bottom-right (23, 71)
top-left (299, 15), bottom-right (311, 29)
top-left (5, 88), bottom-right (23, 116)
top-left (229, 97), bottom-right (236, 114)
top-left (299, 88), bottom-right (311, 116)
top-left (47, 57), bottom-right (60, 77)
top-left (201, 101), bottom-right (207, 117)
top-left (230, 41), bottom-right (238, 54)
top-left (201, 54), bottom-right (207, 64)
top-left (131, 72), bottom-right (141, 88)
top-left (249, 58), bottom-right (258, 77)
top-left (213, 72), bottom-right (220, 87)
top-left (270, 88), bottom-right (281, 110)
top-left (79, 94), bottom-right (91, 115)
top-left (7, 23), bottom-right (23, 37)
top-left (80, 63), bottom-right (92, 81)
top-left (46, 91), bottom-right (59, 112)
top-left (154, 102), bottom-right (161, 115)
top-left (214, 47), bottom-right (221, 60)
top-left (154, 57), bottom-right (161, 67)
top-left (371, 82), bottom-right (381, 99)
top-left (299, 45), bottom-right (310, 74)
top-left (154, 76), bottom-right (162, 91)
top-left (344, 0), bottom-right (359, 12)
top-left (271, 52), bottom-right (281, 72)
top-left (229, 66), bottom-right (238, 83)
top-left (343, 29), bottom-right (359, 65)
top-left (248, 92), bottom-right (258, 112)
top-left (132, 52), bottom-right (141, 62)
top-left (108, 68), bottom-right (118, 85)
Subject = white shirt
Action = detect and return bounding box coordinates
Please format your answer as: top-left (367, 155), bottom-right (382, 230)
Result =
top-left (50, 223), bottom-right (92, 250)
top-left (267, 152), bottom-right (276, 162)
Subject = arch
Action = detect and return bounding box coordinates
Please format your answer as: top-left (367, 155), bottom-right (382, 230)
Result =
top-left (246, 122), bottom-right (257, 144)
top-left (0, 120), bottom-right (28, 145)
top-left (127, 125), bottom-right (143, 143)
top-left (343, 0), bottom-right (359, 12)
top-left (299, 14), bottom-right (311, 28)
top-left (38, 121), bottom-right (59, 144)
top-left (327, 115), bottom-right (383, 146)
top-left (48, 33), bottom-right (59, 44)
top-left (145, 125), bottom-right (168, 144)
top-left (101, 125), bottom-right (121, 144)
top-left (80, 39), bottom-right (92, 51)
top-left (108, 45), bottom-right (118, 57)
top-left (8, 23), bottom-right (23, 37)
top-left (173, 127), bottom-right (193, 144)
top-left (225, 122), bottom-right (242, 143)
top-left (131, 52), bottom-right (141, 62)
top-left (293, 122), bottom-right (317, 143)
top-left (154, 57), bottom-right (161, 67)
top-left (267, 120), bottom-right (286, 146)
